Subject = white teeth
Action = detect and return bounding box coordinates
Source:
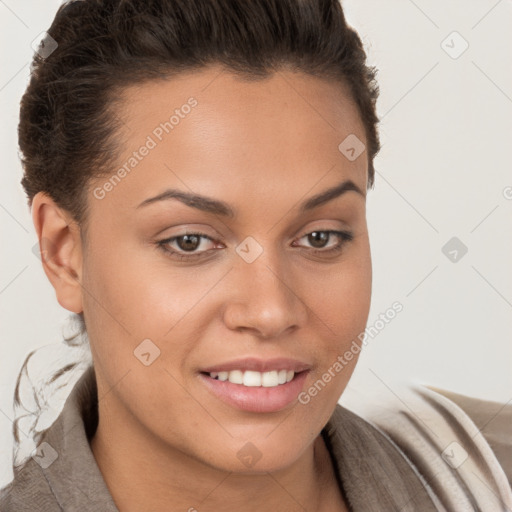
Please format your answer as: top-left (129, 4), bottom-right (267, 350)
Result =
top-left (228, 370), bottom-right (243, 384)
top-left (243, 371), bottom-right (261, 387)
top-left (208, 369), bottom-right (296, 387)
top-left (262, 371), bottom-right (279, 387)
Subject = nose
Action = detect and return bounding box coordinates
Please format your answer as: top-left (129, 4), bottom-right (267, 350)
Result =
top-left (222, 253), bottom-right (308, 340)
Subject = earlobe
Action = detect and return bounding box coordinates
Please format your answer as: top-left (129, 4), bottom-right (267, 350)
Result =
top-left (31, 192), bottom-right (84, 314)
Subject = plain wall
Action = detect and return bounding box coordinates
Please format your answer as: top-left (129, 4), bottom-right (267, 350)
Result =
top-left (1, 0), bottom-right (511, 488)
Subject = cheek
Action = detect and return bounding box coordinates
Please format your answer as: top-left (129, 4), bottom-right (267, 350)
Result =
top-left (81, 239), bottom-right (234, 390)
top-left (303, 237), bottom-right (372, 335)
top-left (297, 254), bottom-right (371, 421)
top-left (299, 236), bottom-right (371, 394)
top-left (82, 237), bottom-right (220, 336)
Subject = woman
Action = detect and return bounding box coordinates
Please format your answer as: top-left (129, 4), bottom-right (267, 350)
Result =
top-left (1, 0), bottom-right (511, 510)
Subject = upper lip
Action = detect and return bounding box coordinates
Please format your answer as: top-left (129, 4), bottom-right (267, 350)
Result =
top-left (201, 357), bottom-right (311, 373)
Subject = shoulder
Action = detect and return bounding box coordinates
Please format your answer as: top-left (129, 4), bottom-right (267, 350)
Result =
top-left (428, 385), bottom-right (512, 487)
top-left (0, 459), bottom-right (61, 512)
top-left (337, 382), bottom-right (512, 511)
top-left (1, 365), bottom-right (117, 512)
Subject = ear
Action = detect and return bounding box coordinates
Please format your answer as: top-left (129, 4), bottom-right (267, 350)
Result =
top-left (31, 192), bottom-right (84, 314)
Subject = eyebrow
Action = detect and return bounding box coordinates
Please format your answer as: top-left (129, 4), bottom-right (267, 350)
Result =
top-left (136, 179), bottom-right (365, 217)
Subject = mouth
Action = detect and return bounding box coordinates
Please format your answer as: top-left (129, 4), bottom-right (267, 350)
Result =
top-left (205, 369), bottom-right (296, 388)
top-left (198, 359), bottom-right (311, 413)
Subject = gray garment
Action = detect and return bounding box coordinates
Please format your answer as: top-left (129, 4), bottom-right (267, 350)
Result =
top-left (1, 366), bottom-right (511, 511)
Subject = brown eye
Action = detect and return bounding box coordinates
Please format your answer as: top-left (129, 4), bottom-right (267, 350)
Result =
top-left (157, 232), bottom-right (220, 261)
top-left (176, 234), bottom-right (201, 252)
top-left (307, 231), bottom-right (330, 248)
top-left (292, 230), bottom-right (354, 256)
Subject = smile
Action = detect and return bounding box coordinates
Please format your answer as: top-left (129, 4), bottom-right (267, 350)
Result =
top-left (199, 370), bottom-right (309, 413)
top-left (208, 369), bottom-right (295, 387)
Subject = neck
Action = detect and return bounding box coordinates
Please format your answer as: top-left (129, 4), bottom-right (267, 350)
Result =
top-left (90, 403), bottom-right (347, 511)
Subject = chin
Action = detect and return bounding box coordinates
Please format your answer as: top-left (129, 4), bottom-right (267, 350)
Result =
top-left (199, 430), bottom-right (315, 475)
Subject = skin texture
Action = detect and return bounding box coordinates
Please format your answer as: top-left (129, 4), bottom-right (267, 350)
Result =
top-left (31, 65), bottom-right (372, 511)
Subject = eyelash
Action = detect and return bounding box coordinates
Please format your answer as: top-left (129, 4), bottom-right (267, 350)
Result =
top-left (156, 230), bottom-right (354, 261)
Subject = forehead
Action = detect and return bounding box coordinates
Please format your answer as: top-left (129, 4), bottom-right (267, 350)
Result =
top-left (92, 65), bottom-right (368, 213)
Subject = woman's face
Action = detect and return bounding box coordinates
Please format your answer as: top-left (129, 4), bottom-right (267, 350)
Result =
top-left (81, 65), bottom-right (372, 472)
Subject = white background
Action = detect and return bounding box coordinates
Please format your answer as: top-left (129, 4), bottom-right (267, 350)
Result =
top-left (1, 0), bottom-right (511, 488)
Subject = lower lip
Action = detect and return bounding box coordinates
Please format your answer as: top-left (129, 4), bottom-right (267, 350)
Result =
top-left (199, 371), bottom-right (309, 413)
